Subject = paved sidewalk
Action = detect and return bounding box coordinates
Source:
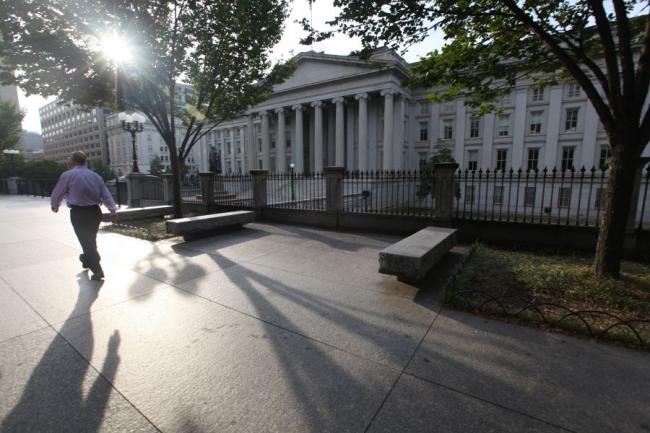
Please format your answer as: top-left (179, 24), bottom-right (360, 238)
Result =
top-left (0, 195), bottom-right (648, 433)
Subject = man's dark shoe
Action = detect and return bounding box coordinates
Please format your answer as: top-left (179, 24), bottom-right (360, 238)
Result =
top-left (79, 254), bottom-right (89, 269)
top-left (90, 273), bottom-right (104, 281)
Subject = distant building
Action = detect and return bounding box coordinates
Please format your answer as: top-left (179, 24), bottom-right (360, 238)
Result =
top-left (20, 131), bottom-right (43, 152)
top-left (105, 111), bottom-right (205, 177)
top-left (39, 99), bottom-right (111, 164)
top-left (211, 48), bottom-right (650, 174)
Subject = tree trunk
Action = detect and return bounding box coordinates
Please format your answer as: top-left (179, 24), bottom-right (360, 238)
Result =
top-left (168, 142), bottom-right (183, 218)
top-left (592, 140), bottom-right (640, 277)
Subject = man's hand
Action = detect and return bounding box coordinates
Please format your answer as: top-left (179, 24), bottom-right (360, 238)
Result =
top-left (51, 207), bottom-right (58, 213)
top-left (110, 212), bottom-right (118, 223)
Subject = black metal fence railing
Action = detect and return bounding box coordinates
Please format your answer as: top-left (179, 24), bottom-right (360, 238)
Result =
top-left (16, 178), bottom-right (59, 197)
top-left (215, 174), bottom-right (253, 207)
top-left (181, 180), bottom-right (202, 205)
top-left (454, 165), bottom-right (650, 229)
top-left (267, 172), bottom-right (326, 210)
top-left (343, 170), bottom-right (436, 217)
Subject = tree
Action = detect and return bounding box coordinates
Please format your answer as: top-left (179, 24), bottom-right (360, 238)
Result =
top-left (304, 1), bottom-right (650, 277)
top-left (0, 100), bottom-right (24, 153)
top-left (88, 159), bottom-right (112, 181)
top-left (0, 0), bottom-right (294, 217)
top-left (149, 155), bottom-right (164, 176)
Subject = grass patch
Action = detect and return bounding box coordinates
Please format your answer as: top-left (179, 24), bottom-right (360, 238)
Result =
top-left (447, 243), bottom-right (650, 349)
top-left (101, 218), bottom-right (177, 241)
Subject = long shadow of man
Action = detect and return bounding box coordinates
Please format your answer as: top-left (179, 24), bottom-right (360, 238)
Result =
top-left (1, 271), bottom-right (121, 433)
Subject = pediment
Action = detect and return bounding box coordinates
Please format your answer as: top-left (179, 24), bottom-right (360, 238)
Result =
top-left (273, 56), bottom-right (385, 92)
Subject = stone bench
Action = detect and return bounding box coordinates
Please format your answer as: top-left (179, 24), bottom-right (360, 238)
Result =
top-left (101, 205), bottom-right (174, 222)
top-left (166, 210), bottom-right (255, 240)
top-left (378, 226), bottom-right (457, 282)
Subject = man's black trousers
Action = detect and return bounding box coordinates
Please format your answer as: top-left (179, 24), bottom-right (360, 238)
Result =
top-left (70, 205), bottom-right (103, 276)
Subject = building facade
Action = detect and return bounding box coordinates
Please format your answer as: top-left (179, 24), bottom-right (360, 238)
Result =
top-left (39, 100), bottom-right (111, 164)
top-left (105, 111), bottom-right (205, 177)
top-left (208, 48), bottom-right (649, 175)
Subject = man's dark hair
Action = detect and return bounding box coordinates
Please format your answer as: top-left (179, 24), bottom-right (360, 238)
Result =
top-left (70, 151), bottom-right (87, 165)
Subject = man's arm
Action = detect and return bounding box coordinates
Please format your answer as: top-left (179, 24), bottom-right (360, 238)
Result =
top-left (50, 172), bottom-right (70, 212)
top-left (98, 179), bottom-right (118, 216)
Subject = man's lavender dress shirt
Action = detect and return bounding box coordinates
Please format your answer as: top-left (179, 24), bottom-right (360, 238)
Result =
top-left (51, 165), bottom-right (117, 213)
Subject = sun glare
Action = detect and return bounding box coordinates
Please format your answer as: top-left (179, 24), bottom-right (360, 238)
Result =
top-left (99, 32), bottom-right (133, 65)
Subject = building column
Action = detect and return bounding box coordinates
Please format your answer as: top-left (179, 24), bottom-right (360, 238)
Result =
top-left (580, 101), bottom-right (599, 168)
top-left (276, 108), bottom-right (286, 172)
top-left (293, 104), bottom-right (304, 173)
top-left (261, 111), bottom-right (270, 170)
top-left (511, 88), bottom-right (528, 170)
top-left (381, 89), bottom-right (395, 170)
top-left (239, 125), bottom-right (246, 172)
top-left (312, 101), bottom-right (323, 172)
top-left (354, 93), bottom-right (368, 171)
top-left (247, 115), bottom-right (255, 171)
top-left (544, 85), bottom-right (564, 168)
top-left (229, 128), bottom-right (236, 173)
top-left (332, 97), bottom-right (345, 167)
top-left (346, 101), bottom-right (355, 170)
top-left (219, 129), bottom-right (226, 173)
top-left (454, 98), bottom-right (466, 169)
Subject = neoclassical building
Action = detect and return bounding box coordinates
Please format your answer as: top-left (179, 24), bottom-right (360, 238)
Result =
top-left (207, 47), bottom-right (649, 174)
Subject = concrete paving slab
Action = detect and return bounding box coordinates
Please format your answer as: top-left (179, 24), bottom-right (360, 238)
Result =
top-left (0, 327), bottom-right (158, 433)
top-left (0, 239), bottom-right (79, 271)
top-left (246, 241), bottom-right (419, 298)
top-left (177, 261), bottom-right (438, 368)
top-left (367, 374), bottom-right (569, 433)
top-left (0, 222), bottom-right (43, 244)
top-left (58, 288), bottom-right (399, 433)
top-left (0, 258), bottom-right (165, 324)
top-left (407, 309), bottom-right (650, 433)
top-left (0, 278), bottom-right (47, 342)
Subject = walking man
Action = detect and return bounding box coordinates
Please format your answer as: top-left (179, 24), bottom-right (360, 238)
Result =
top-left (51, 151), bottom-right (118, 280)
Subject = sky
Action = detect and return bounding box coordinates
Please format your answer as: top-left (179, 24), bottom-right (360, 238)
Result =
top-left (18, 0), bottom-right (445, 134)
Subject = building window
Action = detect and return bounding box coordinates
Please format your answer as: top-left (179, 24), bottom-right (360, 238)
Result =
top-left (567, 82), bottom-right (581, 97)
top-left (501, 92), bottom-right (512, 105)
top-left (467, 150), bottom-right (479, 171)
top-left (497, 114), bottom-right (510, 137)
top-left (565, 107), bottom-right (579, 131)
top-left (464, 186), bottom-right (475, 205)
top-left (558, 187), bottom-right (572, 208)
top-left (419, 122), bottom-right (429, 141)
top-left (442, 101), bottom-right (455, 112)
top-left (524, 186), bottom-right (536, 207)
top-left (442, 119), bottom-right (454, 140)
top-left (529, 111), bottom-right (543, 134)
top-left (527, 148), bottom-right (540, 171)
top-left (496, 149), bottom-right (508, 171)
top-left (493, 186), bottom-right (504, 205)
top-left (532, 87), bottom-right (545, 102)
top-left (561, 146), bottom-right (575, 171)
top-left (469, 116), bottom-right (480, 138)
top-left (419, 102), bottom-right (430, 115)
top-left (418, 152), bottom-right (428, 171)
top-left (599, 147), bottom-right (611, 170)
top-left (270, 132), bottom-right (276, 148)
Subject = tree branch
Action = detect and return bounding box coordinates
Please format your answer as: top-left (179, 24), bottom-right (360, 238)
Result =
top-left (499, 0), bottom-right (615, 133)
top-left (587, 0), bottom-right (622, 109)
top-left (635, 14), bottom-right (650, 119)
top-left (612, 0), bottom-right (635, 100)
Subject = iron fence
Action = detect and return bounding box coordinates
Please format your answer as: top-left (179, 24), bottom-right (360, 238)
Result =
top-left (16, 178), bottom-right (59, 197)
top-left (266, 172), bottom-right (326, 210)
top-left (454, 165), bottom-right (650, 229)
top-left (214, 174), bottom-right (253, 207)
top-left (181, 179), bottom-right (202, 205)
top-left (343, 170), bottom-right (437, 217)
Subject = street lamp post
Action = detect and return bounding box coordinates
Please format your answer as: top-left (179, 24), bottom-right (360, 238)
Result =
top-left (289, 162), bottom-right (295, 202)
top-left (119, 113), bottom-right (145, 173)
